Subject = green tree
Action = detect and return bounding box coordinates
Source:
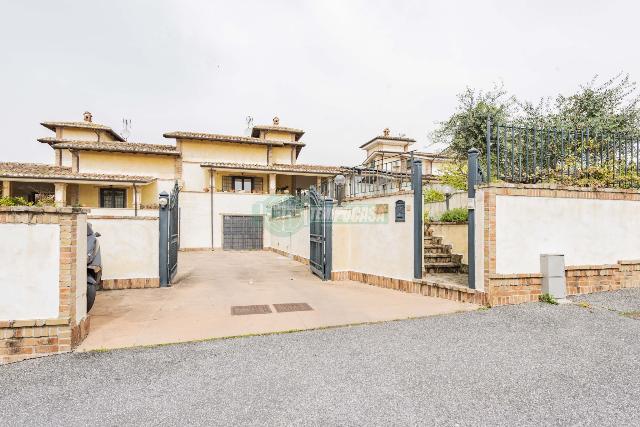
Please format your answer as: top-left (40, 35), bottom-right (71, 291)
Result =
top-left (432, 83), bottom-right (515, 161)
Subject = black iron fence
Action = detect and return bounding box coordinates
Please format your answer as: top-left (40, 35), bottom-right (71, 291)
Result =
top-left (329, 154), bottom-right (413, 199)
top-left (485, 120), bottom-right (640, 188)
top-left (271, 194), bottom-right (308, 219)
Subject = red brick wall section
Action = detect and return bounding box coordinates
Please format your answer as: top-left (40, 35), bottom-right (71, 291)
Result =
top-left (0, 207), bottom-right (91, 364)
top-left (101, 278), bottom-right (160, 290)
top-left (479, 184), bottom-right (640, 306)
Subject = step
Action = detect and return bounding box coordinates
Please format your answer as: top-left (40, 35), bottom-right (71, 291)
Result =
top-left (423, 244), bottom-right (451, 254)
top-left (424, 254), bottom-right (456, 263)
top-left (424, 262), bottom-right (462, 274)
top-left (423, 236), bottom-right (442, 245)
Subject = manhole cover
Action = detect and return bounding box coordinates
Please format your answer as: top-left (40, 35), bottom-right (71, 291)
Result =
top-left (273, 303), bottom-right (313, 313)
top-left (231, 305), bottom-right (272, 315)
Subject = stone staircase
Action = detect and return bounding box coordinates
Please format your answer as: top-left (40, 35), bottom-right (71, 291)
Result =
top-left (423, 225), bottom-right (464, 274)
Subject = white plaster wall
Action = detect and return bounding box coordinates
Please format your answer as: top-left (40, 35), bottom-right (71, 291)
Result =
top-left (89, 218), bottom-right (159, 280)
top-left (495, 195), bottom-right (640, 274)
top-left (332, 193), bottom-right (414, 280)
top-left (179, 192), bottom-right (212, 249)
top-left (75, 214), bottom-right (87, 324)
top-left (88, 208), bottom-right (158, 218)
top-left (267, 209), bottom-right (310, 259)
top-left (0, 224), bottom-right (60, 320)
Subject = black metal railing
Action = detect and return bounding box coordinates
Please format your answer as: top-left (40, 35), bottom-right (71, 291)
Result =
top-left (485, 120), bottom-right (640, 188)
top-left (271, 194), bottom-right (307, 219)
top-left (331, 154), bottom-right (413, 198)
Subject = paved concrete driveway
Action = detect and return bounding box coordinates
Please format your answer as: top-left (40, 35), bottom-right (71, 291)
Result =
top-left (78, 251), bottom-right (476, 351)
top-left (3, 289), bottom-right (640, 426)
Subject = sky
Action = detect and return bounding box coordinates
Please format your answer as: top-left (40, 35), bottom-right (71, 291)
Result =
top-left (1, 0), bottom-right (639, 166)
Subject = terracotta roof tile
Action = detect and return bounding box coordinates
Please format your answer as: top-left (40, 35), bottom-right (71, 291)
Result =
top-left (40, 121), bottom-right (125, 141)
top-left (39, 138), bottom-right (180, 156)
top-left (359, 135), bottom-right (416, 149)
top-left (0, 162), bottom-right (155, 183)
top-left (163, 131), bottom-right (305, 146)
top-left (200, 162), bottom-right (342, 175)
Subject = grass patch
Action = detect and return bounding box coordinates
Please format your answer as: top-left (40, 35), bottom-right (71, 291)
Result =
top-left (622, 311), bottom-right (640, 320)
top-left (539, 293), bottom-right (559, 305)
top-left (576, 301), bottom-right (591, 309)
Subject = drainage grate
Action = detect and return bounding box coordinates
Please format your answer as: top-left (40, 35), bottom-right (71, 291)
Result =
top-left (231, 305), bottom-right (272, 316)
top-left (273, 303), bottom-right (313, 313)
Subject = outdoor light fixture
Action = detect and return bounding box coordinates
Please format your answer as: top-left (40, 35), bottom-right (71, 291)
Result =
top-left (158, 191), bottom-right (169, 209)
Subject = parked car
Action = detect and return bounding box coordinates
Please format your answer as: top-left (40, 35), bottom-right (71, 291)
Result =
top-left (87, 223), bottom-right (102, 312)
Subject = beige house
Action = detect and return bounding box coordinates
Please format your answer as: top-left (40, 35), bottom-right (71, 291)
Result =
top-left (359, 127), bottom-right (449, 176)
top-left (0, 113), bottom-right (342, 250)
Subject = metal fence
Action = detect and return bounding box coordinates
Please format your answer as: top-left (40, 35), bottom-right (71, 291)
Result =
top-left (326, 154), bottom-right (413, 199)
top-left (485, 119), bottom-right (640, 187)
top-left (271, 194), bottom-right (308, 219)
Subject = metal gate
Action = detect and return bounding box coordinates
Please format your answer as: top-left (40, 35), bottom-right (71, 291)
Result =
top-left (222, 215), bottom-right (264, 250)
top-left (159, 181), bottom-right (180, 286)
top-left (309, 187), bottom-right (333, 280)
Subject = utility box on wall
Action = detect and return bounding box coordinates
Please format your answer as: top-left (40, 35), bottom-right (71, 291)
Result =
top-left (540, 254), bottom-right (566, 299)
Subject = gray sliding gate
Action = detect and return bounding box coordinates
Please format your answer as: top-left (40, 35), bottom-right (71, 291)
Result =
top-left (309, 187), bottom-right (333, 280)
top-left (159, 181), bottom-right (180, 287)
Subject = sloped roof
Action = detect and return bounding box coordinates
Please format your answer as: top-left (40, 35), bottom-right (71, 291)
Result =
top-left (39, 138), bottom-right (180, 156)
top-left (40, 121), bottom-right (125, 142)
top-left (0, 162), bottom-right (155, 183)
top-left (359, 135), bottom-right (416, 149)
top-left (164, 131), bottom-right (305, 147)
top-left (251, 124), bottom-right (305, 139)
top-left (200, 162), bottom-right (343, 175)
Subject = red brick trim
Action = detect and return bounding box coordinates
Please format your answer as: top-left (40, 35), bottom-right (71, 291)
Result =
top-left (266, 247), bottom-right (310, 265)
top-left (101, 277), bottom-right (160, 290)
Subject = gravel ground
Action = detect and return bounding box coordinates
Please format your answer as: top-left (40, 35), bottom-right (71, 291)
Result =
top-left (568, 288), bottom-right (640, 313)
top-left (2, 290), bottom-right (640, 427)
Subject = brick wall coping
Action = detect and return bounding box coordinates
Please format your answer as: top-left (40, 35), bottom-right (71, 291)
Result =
top-left (0, 317), bottom-right (70, 328)
top-left (0, 206), bottom-right (89, 214)
top-left (564, 264), bottom-right (619, 270)
top-left (428, 221), bottom-right (468, 225)
top-left (88, 215), bottom-right (158, 220)
top-left (489, 273), bottom-right (543, 279)
top-left (477, 182), bottom-right (640, 195)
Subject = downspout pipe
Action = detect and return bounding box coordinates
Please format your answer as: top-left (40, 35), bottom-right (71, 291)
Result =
top-left (210, 169), bottom-right (214, 250)
top-left (133, 183), bottom-right (138, 217)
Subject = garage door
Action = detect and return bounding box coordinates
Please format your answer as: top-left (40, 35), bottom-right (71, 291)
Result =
top-left (222, 215), bottom-right (264, 250)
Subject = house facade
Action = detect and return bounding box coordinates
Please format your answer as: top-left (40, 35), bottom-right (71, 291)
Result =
top-left (0, 113), bottom-right (343, 250)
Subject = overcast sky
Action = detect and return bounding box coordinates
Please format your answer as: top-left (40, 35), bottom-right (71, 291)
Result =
top-left (1, 0), bottom-right (638, 166)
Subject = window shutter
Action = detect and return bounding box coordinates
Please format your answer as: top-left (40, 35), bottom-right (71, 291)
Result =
top-left (254, 177), bottom-right (263, 193)
top-left (222, 176), bottom-right (232, 192)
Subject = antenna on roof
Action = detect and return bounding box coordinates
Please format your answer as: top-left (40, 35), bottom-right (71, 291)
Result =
top-left (244, 116), bottom-right (254, 136)
top-left (121, 118), bottom-right (131, 141)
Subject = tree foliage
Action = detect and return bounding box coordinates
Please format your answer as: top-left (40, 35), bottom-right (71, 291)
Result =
top-left (435, 74), bottom-right (640, 161)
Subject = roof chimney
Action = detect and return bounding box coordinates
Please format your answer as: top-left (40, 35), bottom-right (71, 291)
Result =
top-left (273, 116), bottom-right (280, 126)
top-left (83, 111), bottom-right (93, 123)
top-left (383, 128), bottom-right (390, 137)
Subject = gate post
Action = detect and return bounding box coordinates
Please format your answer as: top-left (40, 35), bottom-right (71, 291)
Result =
top-left (467, 149), bottom-right (479, 289)
top-left (412, 160), bottom-right (423, 279)
top-left (159, 191), bottom-right (169, 287)
top-left (324, 198), bottom-right (333, 281)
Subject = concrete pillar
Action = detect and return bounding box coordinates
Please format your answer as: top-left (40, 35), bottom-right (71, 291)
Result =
top-left (134, 186), bottom-right (142, 210)
top-left (269, 173), bottom-right (276, 195)
top-left (54, 182), bottom-right (67, 207)
top-left (2, 180), bottom-right (10, 197)
top-left (210, 169), bottom-right (217, 192)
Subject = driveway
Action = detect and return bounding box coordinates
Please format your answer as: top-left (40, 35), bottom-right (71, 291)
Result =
top-left (3, 289), bottom-right (640, 426)
top-left (77, 251), bottom-right (476, 351)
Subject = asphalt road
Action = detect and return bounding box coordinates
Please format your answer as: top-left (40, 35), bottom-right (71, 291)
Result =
top-left (2, 289), bottom-right (640, 426)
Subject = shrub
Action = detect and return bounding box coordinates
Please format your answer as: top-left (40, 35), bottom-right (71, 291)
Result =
top-left (539, 293), bottom-right (559, 305)
top-left (424, 188), bottom-right (445, 203)
top-left (0, 196), bottom-right (31, 206)
top-left (439, 207), bottom-right (468, 222)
